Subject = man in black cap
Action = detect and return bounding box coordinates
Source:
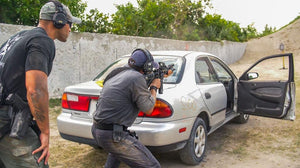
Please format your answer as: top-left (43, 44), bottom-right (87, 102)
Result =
top-left (92, 49), bottom-right (161, 168)
top-left (0, 0), bottom-right (81, 167)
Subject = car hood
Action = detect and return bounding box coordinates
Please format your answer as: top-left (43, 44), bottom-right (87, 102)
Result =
top-left (64, 81), bottom-right (101, 96)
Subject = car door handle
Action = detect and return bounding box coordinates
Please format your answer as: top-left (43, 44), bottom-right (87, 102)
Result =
top-left (205, 92), bottom-right (211, 99)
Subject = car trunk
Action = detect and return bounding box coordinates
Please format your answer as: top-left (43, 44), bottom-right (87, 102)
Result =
top-left (62, 81), bottom-right (101, 119)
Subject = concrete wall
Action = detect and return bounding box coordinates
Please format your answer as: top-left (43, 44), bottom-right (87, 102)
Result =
top-left (0, 23), bottom-right (247, 97)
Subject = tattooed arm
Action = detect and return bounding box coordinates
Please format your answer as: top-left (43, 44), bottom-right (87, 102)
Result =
top-left (25, 70), bottom-right (50, 165)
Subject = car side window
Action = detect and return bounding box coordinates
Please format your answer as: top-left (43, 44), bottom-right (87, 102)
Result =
top-left (211, 60), bottom-right (232, 82)
top-left (243, 56), bottom-right (290, 81)
top-left (195, 58), bottom-right (217, 84)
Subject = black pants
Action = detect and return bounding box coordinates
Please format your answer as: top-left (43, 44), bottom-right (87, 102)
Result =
top-left (91, 124), bottom-right (161, 168)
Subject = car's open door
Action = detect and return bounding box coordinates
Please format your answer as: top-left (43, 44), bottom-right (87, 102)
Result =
top-left (237, 53), bottom-right (295, 120)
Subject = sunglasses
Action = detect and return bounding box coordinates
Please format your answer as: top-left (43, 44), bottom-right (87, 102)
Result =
top-left (67, 21), bottom-right (72, 28)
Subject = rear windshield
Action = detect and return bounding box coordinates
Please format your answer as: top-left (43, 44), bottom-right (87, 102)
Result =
top-left (94, 56), bottom-right (185, 84)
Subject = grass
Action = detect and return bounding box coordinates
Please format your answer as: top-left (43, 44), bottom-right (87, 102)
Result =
top-left (231, 146), bottom-right (247, 156)
top-left (296, 133), bottom-right (300, 146)
top-left (49, 98), bottom-right (61, 108)
top-left (49, 98), bottom-right (62, 117)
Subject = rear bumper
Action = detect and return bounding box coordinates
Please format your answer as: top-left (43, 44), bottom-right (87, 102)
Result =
top-left (130, 118), bottom-right (194, 146)
top-left (59, 132), bottom-right (186, 153)
top-left (57, 113), bottom-right (94, 140)
top-left (57, 112), bottom-right (195, 149)
top-left (59, 132), bottom-right (97, 146)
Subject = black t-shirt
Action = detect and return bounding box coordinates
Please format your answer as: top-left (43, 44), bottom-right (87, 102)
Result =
top-left (0, 27), bottom-right (55, 101)
top-left (93, 68), bottom-right (155, 127)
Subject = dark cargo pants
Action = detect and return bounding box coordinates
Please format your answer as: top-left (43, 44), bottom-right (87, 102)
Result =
top-left (0, 106), bottom-right (48, 168)
top-left (91, 124), bottom-right (161, 168)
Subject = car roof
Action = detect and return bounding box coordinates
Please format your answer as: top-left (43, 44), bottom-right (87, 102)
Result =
top-left (151, 50), bottom-right (194, 57)
top-left (123, 50), bottom-right (215, 58)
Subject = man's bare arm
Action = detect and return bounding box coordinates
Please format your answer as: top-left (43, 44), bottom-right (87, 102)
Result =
top-left (143, 78), bottom-right (161, 115)
top-left (25, 70), bottom-right (50, 165)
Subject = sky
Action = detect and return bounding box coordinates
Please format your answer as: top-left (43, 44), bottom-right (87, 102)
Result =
top-left (85, 0), bottom-right (300, 32)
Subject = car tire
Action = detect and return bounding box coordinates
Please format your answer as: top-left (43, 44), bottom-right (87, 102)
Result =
top-left (90, 145), bottom-right (102, 149)
top-left (233, 113), bottom-right (249, 124)
top-left (179, 118), bottom-right (207, 165)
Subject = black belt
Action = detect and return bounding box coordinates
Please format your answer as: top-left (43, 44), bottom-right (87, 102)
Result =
top-left (96, 123), bottom-right (127, 131)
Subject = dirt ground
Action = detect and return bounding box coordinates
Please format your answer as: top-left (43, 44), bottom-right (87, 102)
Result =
top-left (49, 19), bottom-right (300, 168)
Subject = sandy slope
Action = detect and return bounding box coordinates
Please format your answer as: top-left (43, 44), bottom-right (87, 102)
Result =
top-left (231, 19), bottom-right (300, 77)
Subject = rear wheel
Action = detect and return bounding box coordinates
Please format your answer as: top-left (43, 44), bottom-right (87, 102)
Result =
top-left (233, 113), bottom-right (249, 124)
top-left (179, 118), bottom-right (207, 165)
top-left (90, 145), bottom-right (102, 149)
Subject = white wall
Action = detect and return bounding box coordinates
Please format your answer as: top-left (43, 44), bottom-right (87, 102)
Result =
top-left (0, 23), bottom-right (247, 97)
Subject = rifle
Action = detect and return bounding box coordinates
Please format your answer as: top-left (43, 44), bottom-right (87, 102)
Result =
top-left (145, 62), bottom-right (174, 94)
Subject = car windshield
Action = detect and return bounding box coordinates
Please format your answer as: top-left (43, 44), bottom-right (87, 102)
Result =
top-left (93, 55), bottom-right (184, 84)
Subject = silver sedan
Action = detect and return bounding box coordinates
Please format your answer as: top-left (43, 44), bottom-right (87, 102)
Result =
top-left (57, 51), bottom-right (295, 165)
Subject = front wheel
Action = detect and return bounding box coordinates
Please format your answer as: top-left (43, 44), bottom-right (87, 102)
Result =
top-left (233, 113), bottom-right (249, 124)
top-left (179, 118), bottom-right (207, 165)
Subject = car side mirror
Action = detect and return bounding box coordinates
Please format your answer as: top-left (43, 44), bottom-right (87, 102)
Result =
top-left (247, 72), bottom-right (259, 80)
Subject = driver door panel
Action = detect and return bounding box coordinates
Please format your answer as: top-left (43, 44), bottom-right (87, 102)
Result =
top-left (237, 53), bottom-right (295, 120)
top-left (238, 80), bottom-right (288, 118)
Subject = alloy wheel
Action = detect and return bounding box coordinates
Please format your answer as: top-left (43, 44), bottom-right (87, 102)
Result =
top-left (194, 125), bottom-right (206, 157)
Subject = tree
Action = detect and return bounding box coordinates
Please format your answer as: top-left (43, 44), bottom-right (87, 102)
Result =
top-left (240, 23), bottom-right (258, 41)
top-left (111, 0), bottom-right (211, 40)
top-left (0, 0), bottom-right (269, 42)
top-left (76, 9), bottom-right (111, 33)
top-left (260, 24), bottom-right (276, 36)
top-left (138, 0), bottom-right (174, 38)
top-left (0, 0), bottom-right (86, 27)
top-left (200, 14), bottom-right (254, 42)
top-left (111, 2), bottom-right (140, 36)
top-left (111, 0), bottom-right (175, 38)
top-left (171, 0), bottom-right (210, 40)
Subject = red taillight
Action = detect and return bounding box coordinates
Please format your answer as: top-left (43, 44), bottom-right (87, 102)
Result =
top-left (61, 93), bottom-right (98, 112)
top-left (138, 99), bottom-right (172, 118)
top-left (138, 112), bottom-right (144, 117)
top-left (61, 93), bottom-right (69, 109)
